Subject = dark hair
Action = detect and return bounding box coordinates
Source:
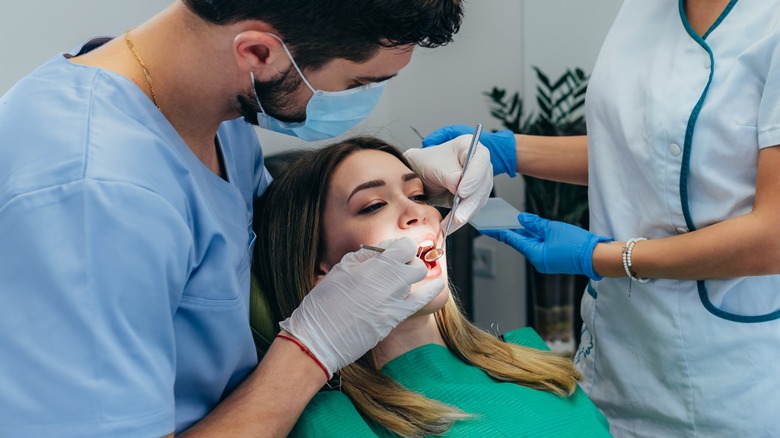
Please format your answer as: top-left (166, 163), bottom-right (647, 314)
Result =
top-left (183, 0), bottom-right (463, 70)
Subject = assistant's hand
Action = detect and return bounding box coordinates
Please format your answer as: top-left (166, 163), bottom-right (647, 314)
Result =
top-left (422, 124), bottom-right (517, 177)
top-left (481, 212), bottom-right (612, 281)
top-left (404, 134), bottom-right (493, 234)
top-left (279, 237), bottom-right (444, 377)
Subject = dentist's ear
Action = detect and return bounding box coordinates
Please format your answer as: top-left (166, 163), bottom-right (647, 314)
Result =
top-left (233, 31), bottom-right (289, 79)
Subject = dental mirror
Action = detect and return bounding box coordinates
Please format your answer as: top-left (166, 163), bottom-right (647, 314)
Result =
top-left (421, 247), bottom-right (445, 262)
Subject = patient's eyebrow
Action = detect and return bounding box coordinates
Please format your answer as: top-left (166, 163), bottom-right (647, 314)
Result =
top-left (403, 173), bottom-right (421, 182)
top-left (346, 173), bottom-right (421, 203)
top-left (347, 180), bottom-right (385, 203)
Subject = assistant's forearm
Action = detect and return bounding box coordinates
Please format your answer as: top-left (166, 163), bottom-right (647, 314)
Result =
top-left (592, 212), bottom-right (780, 280)
top-left (515, 134), bottom-right (588, 185)
top-left (179, 332), bottom-right (327, 437)
top-left (593, 146), bottom-right (780, 280)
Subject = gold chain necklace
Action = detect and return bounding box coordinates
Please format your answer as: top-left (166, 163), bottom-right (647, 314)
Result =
top-left (124, 31), bottom-right (160, 108)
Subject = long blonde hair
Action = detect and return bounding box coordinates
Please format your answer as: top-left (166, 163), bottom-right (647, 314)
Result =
top-left (254, 136), bottom-right (580, 437)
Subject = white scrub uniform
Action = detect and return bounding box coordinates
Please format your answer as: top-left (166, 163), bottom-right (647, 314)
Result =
top-left (0, 38), bottom-right (272, 436)
top-left (578, 0), bottom-right (780, 436)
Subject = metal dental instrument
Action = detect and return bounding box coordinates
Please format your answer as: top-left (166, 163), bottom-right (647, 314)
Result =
top-left (359, 243), bottom-right (437, 262)
top-left (360, 244), bottom-right (388, 253)
top-left (423, 122), bottom-right (483, 262)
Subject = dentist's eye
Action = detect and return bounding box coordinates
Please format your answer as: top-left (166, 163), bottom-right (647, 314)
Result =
top-left (358, 202), bottom-right (385, 215)
top-left (348, 81), bottom-right (369, 90)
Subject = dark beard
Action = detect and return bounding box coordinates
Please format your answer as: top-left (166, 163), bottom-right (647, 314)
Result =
top-left (238, 66), bottom-right (307, 126)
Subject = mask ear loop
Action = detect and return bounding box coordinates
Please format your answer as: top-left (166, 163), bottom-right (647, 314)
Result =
top-left (249, 71), bottom-right (267, 114)
top-left (264, 33), bottom-right (316, 94)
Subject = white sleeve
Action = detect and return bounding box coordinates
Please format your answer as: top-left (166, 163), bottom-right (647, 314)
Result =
top-left (758, 27), bottom-right (780, 148)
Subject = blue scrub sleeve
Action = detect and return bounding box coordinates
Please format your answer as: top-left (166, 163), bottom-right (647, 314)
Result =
top-left (255, 164), bottom-right (273, 199)
top-left (0, 180), bottom-right (193, 437)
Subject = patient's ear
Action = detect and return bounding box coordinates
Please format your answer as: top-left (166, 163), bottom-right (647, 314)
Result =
top-left (313, 261), bottom-right (332, 286)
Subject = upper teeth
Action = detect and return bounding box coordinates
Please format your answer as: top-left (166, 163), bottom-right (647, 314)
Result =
top-left (419, 239), bottom-right (434, 249)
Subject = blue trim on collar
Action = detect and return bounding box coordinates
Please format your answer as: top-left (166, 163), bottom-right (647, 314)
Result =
top-left (702, 0), bottom-right (738, 40)
top-left (678, 0), bottom-right (779, 323)
top-left (677, 0), bottom-right (714, 233)
top-left (678, 0), bottom-right (738, 41)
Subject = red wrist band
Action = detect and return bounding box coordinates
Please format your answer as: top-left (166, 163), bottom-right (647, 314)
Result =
top-left (276, 334), bottom-right (330, 379)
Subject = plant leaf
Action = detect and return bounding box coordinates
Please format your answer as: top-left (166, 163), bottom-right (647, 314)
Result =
top-left (533, 66), bottom-right (552, 90)
top-left (551, 71), bottom-right (571, 92)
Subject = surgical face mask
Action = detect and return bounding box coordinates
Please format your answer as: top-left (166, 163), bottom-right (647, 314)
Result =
top-left (251, 34), bottom-right (387, 141)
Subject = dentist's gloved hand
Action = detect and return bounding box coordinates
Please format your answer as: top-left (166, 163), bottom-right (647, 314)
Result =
top-left (279, 237), bottom-right (444, 378)
top-left (404, 134), bottom-right (493, 234)
top-left (422, 124), bottom-right (517, 177)
top-left (481, 212), bottom-right (612, 281)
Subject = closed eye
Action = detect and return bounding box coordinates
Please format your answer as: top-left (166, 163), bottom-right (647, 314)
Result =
top-left (410, 194), bottom-right (429, 204)
top-left (358, 202), bottom-right (386, 215)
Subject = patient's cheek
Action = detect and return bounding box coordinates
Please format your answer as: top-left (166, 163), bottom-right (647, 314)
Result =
top-left (412, 286), bottom-right (450, 316)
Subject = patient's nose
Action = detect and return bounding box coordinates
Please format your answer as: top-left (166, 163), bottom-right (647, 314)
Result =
top-left (400, 200), bottom-right (428, 228)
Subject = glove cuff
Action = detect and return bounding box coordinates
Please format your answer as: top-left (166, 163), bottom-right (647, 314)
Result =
top-left (582, 235), bottom-right (613, 281)
top-left (488, 130), bottom-right (517, 177)
top-left (276, 333), bottom-right (331, 379)
top-left (279, 318), bottom-right (338, 377)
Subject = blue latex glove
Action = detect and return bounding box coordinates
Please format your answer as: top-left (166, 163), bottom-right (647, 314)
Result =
top-left (422, 124), bottom-right (517, 177)
top-left (481, 212), bottom-right (612, 281)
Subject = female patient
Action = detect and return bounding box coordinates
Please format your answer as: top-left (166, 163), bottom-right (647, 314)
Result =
top-left (254, 136), bottom-right (610, 437)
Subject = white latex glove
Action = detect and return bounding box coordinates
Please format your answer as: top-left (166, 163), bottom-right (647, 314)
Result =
top-left (279, 237), bottom-right (445, 377)
top-left (404, 134), bottom-right (493, 234)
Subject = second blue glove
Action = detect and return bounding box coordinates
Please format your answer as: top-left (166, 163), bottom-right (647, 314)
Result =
top-left (422, 124), bottom-right (517, 177)
top-left (481, 212), bottom-right (612, 281)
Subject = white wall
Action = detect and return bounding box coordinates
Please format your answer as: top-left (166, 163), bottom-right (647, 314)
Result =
top-left (1, 0), bottom-right (622, 333)
top-left (0, 0), bottom-right (170, 94)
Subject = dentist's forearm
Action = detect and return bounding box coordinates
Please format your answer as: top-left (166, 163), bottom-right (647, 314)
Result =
top-left (178, 332), bottom-right (327, 437)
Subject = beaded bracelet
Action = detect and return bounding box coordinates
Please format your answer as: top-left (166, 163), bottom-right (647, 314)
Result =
top-left (622, 237), bottom-right (650, 297)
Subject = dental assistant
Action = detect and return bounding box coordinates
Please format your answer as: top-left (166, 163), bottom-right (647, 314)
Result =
top-left (426, 0), bottom-right (780, 436)
top-left (0, 1), bottom-right (494, 436)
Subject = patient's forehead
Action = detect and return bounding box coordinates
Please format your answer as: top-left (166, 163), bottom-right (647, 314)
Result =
top-left (329, 150), bottom-right (417, 197)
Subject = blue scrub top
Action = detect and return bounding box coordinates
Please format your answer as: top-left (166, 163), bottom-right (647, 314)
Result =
top-left (0, 38), bottom-right (272, 436)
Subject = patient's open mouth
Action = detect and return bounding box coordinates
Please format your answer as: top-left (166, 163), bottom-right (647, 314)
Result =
top-left (417, 239), bottom-right (437, 269)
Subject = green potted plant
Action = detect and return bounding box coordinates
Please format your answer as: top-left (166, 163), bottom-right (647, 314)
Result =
top-left (484, 67), bottom-right (589, 351)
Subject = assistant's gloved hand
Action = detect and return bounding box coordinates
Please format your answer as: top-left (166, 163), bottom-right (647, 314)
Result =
top-left (404, 134), bottom-right (493, 234)
top-left (481, 212), bottom-right (612, 281)
top-left (422, 124), bottom-right (517, 177)
top-left (279, 237), bottom-right (444, 377)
